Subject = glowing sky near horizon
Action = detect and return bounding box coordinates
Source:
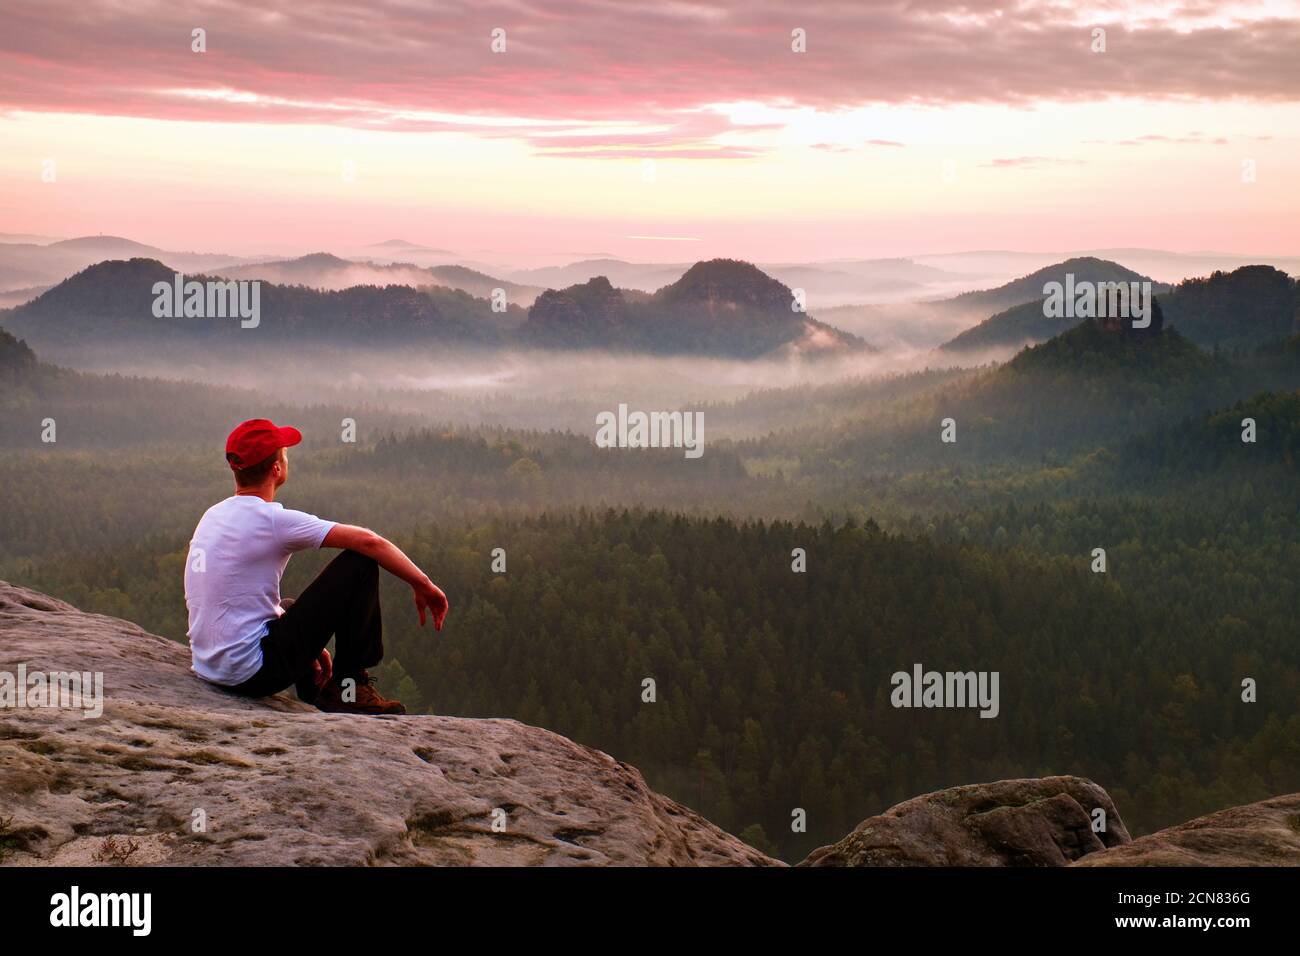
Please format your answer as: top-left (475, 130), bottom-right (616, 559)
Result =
top-left (1, 0), bottom-right (1298, 263)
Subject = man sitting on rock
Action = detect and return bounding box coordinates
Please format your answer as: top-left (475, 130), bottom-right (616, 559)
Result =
top-left (183, 418), bottom-right (448, 715)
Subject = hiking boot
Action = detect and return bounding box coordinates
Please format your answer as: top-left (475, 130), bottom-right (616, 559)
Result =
top-left (315, 671), bottom-right (406, 715)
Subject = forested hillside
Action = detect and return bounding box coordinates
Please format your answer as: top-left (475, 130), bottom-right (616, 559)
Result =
top-left (1, 256), bottom-right (865, 358)
top-left (748, 321), bottom-right (1300, 483)
top-left (938, 256), bottom-right (1157, 318)
top-left (522, 259), bottom-right (864, 356)
top-left (0, 327), bottom-right (36, 379)
top-left (0, 258), bottom-right (508, 346)
top-left (3, 306), bottom-right (1299, 861)
top-left (6, 501), bottom-right (1297, 861)
top-left (941, 264), bottom-right (1297, 354)
top-left (1161, 266), bottom-right (1298, 347)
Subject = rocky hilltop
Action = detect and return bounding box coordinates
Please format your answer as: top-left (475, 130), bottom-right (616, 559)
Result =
top-left (3, 579), bottom-right (1296, 868)
top-left (0, 581), bottom-right (777, 866)
top-left (520, 258), bottom-right (866, 357)
top-left (1, 256), bottom-right (863, 358)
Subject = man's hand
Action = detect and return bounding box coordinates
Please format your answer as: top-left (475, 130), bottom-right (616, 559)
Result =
top-left (310, 648), bottom-right (333, 688)
top-left (324, 525), bottom-right (447, 629)
top-left (414, 579), bottom-right (449, 630)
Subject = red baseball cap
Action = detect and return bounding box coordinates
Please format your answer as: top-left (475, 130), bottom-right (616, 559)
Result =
top-left (225, 419), bottom-right (302, 469)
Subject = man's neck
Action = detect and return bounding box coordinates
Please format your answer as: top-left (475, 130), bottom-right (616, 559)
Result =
top-left (235, 484), bottom-right (277, 503)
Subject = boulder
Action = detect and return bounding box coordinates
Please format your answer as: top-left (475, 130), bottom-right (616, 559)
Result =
top-left (0, 581), bottom-right (778, 867)
top-left (1073, 794), bottom-right (1300, 866)
top-left (800, 776), bottom-right (1130, 866)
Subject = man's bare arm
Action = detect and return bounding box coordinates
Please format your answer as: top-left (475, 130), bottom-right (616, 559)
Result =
top-left (322, 524), bottom-right (449, 629)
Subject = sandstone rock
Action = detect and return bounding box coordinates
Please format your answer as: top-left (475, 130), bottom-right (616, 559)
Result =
top-left (0, 581), bottom-right (778, 867)
top-left (1073, 794), bottom-right (1300, 866)
top-left (799, 776), bottom-right (1130, 867)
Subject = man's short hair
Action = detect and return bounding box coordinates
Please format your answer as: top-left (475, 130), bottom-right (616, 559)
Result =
top-left (228, 448), bottom-right (281, 487)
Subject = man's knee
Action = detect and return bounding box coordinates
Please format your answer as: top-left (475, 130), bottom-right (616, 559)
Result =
top-left (335, 549), bottom-right (378, 578)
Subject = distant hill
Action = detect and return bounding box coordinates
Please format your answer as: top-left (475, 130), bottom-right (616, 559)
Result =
top-left (521, 259), bottom-right (867, 357)
top-left (43, 235), bottom-right (160, 257)
top-left (927, 317), bottom-right (1229, 455)
top-left (0, 326), bottom-right (37, 379)
top-left (511, 256), bottom-right (963, 307)
top-left (937, 256), bottom-right (1156, 317)
top-left (784, 317), bottom-right (1237, 470)
top-left (1002, 312), bottom-right (1210, 383)
top-left (0, 258), bottom-right (506, 347)
top-left (0, 285), bottom-right (52, 309)
top-left (219, 252), bottom-right (377, 287)
top-left (425, 265), bottom-right (543, 309)
top-left (367, 239), bottom-right (457, 256)
top-left (1072, 248), bottom-right (1300, 284)
top-left (510, 259), bottom-right (689, 293)
top-left (943, 263), bottom-right (1297, 354)
top-left (1159, 265), bottom-right (1298, 348)
top-left (4, 258), bottom-right (179, 333)
top-left (760, 265), bottom-right (927, 302)
top-left (939, 298), bottom-right (1073, 353)
top-left (0, 235), bottom-right (248, 293)
top-left (524, 276), bottom-right (630, 348)
top-left (220, 253), bottom-right (542, 308)
top-left (938, 258), bottom-right (1161, 352)
top-left (0, 233), bottom-right (64, 245)
top-left (0, 256), bottom-right (862, 359)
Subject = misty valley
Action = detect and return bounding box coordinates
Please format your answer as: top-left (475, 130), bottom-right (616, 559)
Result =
top-left (2, 243), bottom-right (1299, 863)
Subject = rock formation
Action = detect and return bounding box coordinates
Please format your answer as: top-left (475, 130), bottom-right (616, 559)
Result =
top-left (520, 259), bottom-right (865, 356)
top-left (1072, 794), bottom-right (1300, 866)
top-left (4, 578), bottom-right (1297, 869)
top-left (799, 776), bottom-right (1131, 866)
top-left (0, 581), bottom-right (778, 866)
top-left (802, 776), bottom-right (1300, 868)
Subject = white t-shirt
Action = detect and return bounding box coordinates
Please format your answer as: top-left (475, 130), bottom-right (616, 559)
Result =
top-left (184, 495), bottom-right (335, 686)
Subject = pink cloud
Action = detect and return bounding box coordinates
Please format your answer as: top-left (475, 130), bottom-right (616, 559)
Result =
top-left (1, 0), bottom-right (1298, 156)
top-left (811, 139), bottom-right (905, 152)
top-left (525, 108), bottom-right (780, 158)
top-left (981, 156), bottom-right (1087, 168)
top-left (1098, 132), bottom-right (1233, 146)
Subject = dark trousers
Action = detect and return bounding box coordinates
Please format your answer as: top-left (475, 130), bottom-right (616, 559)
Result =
top-left (231, 550), bottom-right (384, 701)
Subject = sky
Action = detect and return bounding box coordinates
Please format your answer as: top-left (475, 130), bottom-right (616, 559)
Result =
top-left (2, 0), bottom-right (1299, 263)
